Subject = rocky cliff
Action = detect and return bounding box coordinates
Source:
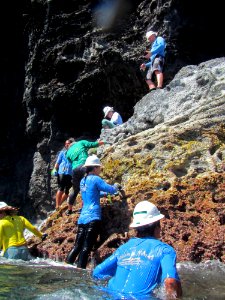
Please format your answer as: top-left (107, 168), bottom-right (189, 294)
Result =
top-left (28, 58), bottom-right (225, 264)
top-left (0, 1), bottom-right (224, 263)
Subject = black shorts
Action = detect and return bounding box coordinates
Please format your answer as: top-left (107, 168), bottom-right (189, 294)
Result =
top-left (57, 174), bottom-right (72, 194)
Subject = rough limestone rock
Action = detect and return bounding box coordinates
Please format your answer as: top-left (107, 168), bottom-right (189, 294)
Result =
top-left (1, 0), bottom-right (224, 220)
top-left (28, 58), bottom-right (225, 265)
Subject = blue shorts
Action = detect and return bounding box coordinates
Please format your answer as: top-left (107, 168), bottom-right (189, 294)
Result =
top-left (4, 246), bottom-right (34, 261)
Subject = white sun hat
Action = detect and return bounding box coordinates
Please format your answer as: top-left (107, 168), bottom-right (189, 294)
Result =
top-left (146, 31), bottom-right (157, 40)
top-left (84, 155), bottom-right (102, 167)
top-left (0, 202), bottom-right (18, 212)
top-left (103, 106), bottom-right (114, 117)
top-left (130, 201), bottom-right (164, 228)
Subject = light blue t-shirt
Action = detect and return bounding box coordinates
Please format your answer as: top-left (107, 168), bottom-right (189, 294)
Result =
top-left (79, 174), bottom-right (117, 225)
top-left (56, 150), bottom-right (72, 175)
top-left (145, 36), bottom-right (166, 68)
top-left (93, 237), bottom-right (180, 297)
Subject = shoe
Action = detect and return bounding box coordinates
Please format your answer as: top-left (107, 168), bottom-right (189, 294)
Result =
top-left (149, 88), bottom-right (156, 92)
top-left (65, 210), bottom-right (73, 216)
top-left (157, 87), bottom-right (163, 89)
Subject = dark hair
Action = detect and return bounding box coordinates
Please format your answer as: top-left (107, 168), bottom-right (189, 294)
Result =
top-left (136, 221), bottom-right (160, 237)
top-left (4, 210), bottom-right (18, 216)
top-left (85, 166), bottom-right (96, 174)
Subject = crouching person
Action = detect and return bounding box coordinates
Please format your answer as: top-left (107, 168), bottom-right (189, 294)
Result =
top-left (93, 200), bottom-right (182, 299)
top-left (65, 155), bottom-right (119, 269)
top-left (0, 202), bottom-right (47, 260)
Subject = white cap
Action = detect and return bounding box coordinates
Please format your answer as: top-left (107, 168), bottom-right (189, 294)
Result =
top-left (103, 106), bottom-right (113, 117)
top-left (146, 31), bottom-right (157, 40)
top-left (130, 201), bottom-right (164, 228)
top-left (84, 155), bottom-right (102, 167)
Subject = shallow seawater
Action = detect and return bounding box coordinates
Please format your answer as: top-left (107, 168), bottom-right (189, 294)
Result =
top-left (0, 258), bottom-right (224, 300)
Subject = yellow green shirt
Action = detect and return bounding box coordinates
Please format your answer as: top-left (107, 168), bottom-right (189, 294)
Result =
top-left (0, 215), bottom-right (43, 254)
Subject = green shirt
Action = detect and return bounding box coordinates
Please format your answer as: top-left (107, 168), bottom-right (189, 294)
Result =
top-left (66, 140), bottom-right (99, 170)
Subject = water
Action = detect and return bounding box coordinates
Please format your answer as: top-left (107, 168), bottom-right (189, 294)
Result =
top-left (0, 257), bottom-right (224, 299)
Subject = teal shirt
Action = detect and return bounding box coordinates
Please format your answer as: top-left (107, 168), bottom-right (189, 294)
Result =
top-left (66, 140), bottom-right (99, 170)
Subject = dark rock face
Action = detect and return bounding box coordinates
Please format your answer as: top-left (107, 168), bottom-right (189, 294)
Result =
top-left (0, 0), bottom-right (224, 219)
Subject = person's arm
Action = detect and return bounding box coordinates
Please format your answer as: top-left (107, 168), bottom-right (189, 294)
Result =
top-left (21, 216), bottom-right (43, 239)
top-left (93, 253), bottom-right (118, 280)
top-left (55, 151), bottom-right (64, 170)
top-left (150, 36), bottom-right (166, 57)
top-left (97, 177), bottom-right (117, 195)
top-left (164, 278), bottom-right (182, 299)
top-left (83, 140), bottom-right (100, 149)
top-left (161, 246), bottom-right (182, 299)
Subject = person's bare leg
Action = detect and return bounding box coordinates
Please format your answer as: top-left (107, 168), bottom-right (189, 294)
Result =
top-left (58, 193), bottom-right (68, 206)
top-left (155, 71), bottom-right (163, 88)
top-left (56, 190), bottom-right (63, 209)
top-left (146, 79), bottom-right (156, 90)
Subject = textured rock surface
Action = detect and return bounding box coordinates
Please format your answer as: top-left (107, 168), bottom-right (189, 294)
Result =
top-left (0, 1), bottom-right (224, 265)
top-left (0, 1), bottom-right (225, 219)
top-left (28, 58), bottom-right (225, 265)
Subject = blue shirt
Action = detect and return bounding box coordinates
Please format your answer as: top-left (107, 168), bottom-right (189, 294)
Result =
top-left (145, 36), bottom-right (166, 68)
top-left (56, 150), bottom-right (72, 175)
top-left (79, 175), bottom-right (117, 225)
top-left (93, 237), bottom-right (180, 297)
top-left (111, 112), bottom-right (123, 125)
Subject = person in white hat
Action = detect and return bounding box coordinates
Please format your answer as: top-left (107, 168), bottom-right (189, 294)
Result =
top-left (102, 106), bottom-right (123, 130)
top-left (93, 200), bottom-right (182, 298)
top-left (66, 155), bottom-right (120, 269)
top-left (0, 202), bottom-right (48, 260)
top-left (140, 30), bottom-right (166, 91)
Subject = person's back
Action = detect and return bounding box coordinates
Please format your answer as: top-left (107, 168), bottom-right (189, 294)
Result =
top-left (0, 215), bottom-right (42, 253)
top-left (93, 201), bottom-right (182, 299)
top-left (57, 149), bottom-right (72, 175)
top-left (94, 237), bottom-right (179, 295)
top-left (79, 174), bottom-right (116, 225)
top-left (66, 140), bottom-right (99, 170)
top-left (0, 202), bottom-right (47, 260)
top-left (111, 111), bottom-right (123, 125)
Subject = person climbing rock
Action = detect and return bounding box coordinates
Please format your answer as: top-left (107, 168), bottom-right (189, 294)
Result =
top-left (65, 155), bottom-right (119, 269)
top-left (140, 30), bottom-right (166, 91)
top-left (65, 139), bottom-right (104, 216)
top-left (51, 138), bottom-right (74, 210)
top-left (93, 200), bottom-right (182, 299)
top-left (102, 106), bottom-right (123, 130)
top-left (0, 202), bottom-right (48, 260)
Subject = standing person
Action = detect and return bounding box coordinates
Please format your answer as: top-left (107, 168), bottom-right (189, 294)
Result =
top-left (93, 201), bottom-right (182, 299)
top-left (65, 155), bottom-right (119, 269)
top-left (140, 31), bottom-right (166, 91)
top-left (0, 202), bottom-right (48, 260)
top-left (102, 106), bottom-right (123, 130)
top-left (52, 138), bottom-right (74, 210)
top-left (65, 139), bottom-right (104, 216)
